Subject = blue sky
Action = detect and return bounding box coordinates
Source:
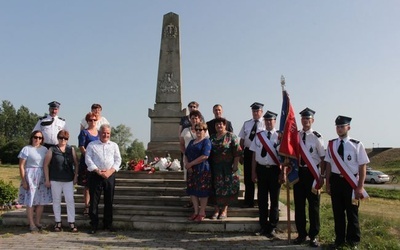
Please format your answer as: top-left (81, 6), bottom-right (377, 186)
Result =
top-left (1, 1), bottom-right (399, 148)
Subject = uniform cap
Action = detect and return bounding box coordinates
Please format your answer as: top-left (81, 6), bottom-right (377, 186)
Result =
top-left (263, 110), bottom-right (278, 120)
top-left (250, 102), bottom-right (264, 110)
top-left (335, 115), bottom-right (352, 125)
top-left (48, 101), bottom-right (60, 108)
top-left (299, 107), bottom-right (315, 118)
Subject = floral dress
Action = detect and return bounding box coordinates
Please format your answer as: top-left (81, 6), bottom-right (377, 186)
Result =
top-left (18, 145), bottom-right (52, 206)
top-left (209, 132), bottom-right (242, 207)
top-left (185, 138), bottom-right (212, 198)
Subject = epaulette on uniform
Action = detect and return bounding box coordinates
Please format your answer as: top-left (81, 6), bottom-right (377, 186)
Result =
top-left (58, 117), bottom-right (65, 121)
top-left (329, 138), bottom-right (338, 143)
top-left (313, 131), bottom-right (321, 138)
top-left (39, 115), bottom-right (47, 120)
top-left (244, 118), bottom-right (253, 124)
top-left (350, 139), bottom-right (360, 144)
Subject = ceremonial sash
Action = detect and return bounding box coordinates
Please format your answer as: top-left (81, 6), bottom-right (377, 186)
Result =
top-left (299, 135), bottom-right (321, 193)
top-left (257, 132), bottom-right (280, 166)
top-left (328, 140), bottom-right (369, 200)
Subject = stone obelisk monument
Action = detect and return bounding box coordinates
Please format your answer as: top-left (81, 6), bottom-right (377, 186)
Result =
top-left (147, 12), bottom-right (186, 161)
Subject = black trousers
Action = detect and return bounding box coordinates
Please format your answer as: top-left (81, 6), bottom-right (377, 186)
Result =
top-left (293, 167), bottom-right (320, 239)
top-left (89, 172), bottom-right (116, 229)
top-left (330, 173), bottom-right (360, 244)
top-left (256, 164), bottom-right (281, 232)
top-left (243, 148), bottom-right (255, 206)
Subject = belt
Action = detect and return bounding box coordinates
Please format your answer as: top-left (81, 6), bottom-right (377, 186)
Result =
top-left (257, 163), bottom-right (277, 168)
top-left (331, 172), bottom-right (357, 178)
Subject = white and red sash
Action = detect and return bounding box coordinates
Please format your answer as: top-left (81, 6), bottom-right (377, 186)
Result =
top-left (328, 140), bottom-right (369, 200)
top-left (257, 131), bottom-right (280, 166)
top-left (299, 134), bottom-right (321, 193)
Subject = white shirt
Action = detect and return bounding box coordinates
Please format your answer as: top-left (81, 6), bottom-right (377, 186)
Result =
top-left (238, 118), bottom-right (265, 148)
top-left (300, 129), bottom-right (325, 166)
top-left (324, 136), bottom-right (369, 175)
top-left (85, 140), bottom-right (122, 172)
top-left (249, 128), bottom-right (279, 165)
top-left (33, 115), bottom-right (68, 145)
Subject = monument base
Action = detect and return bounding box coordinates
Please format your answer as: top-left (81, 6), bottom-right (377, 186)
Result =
top-left (146, 141), bottom-right (182, 163)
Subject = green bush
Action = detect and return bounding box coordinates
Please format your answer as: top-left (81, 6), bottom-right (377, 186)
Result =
top-left (0, 179), bottom-right (18, 205)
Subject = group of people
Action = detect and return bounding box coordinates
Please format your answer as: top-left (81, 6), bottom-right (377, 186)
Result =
top-left (180, 102), bottom-right (241, 222)
top-left (18, 101), bottom-right (121, 234)
top-left (18, 99), bottom-right (369, 249)
top-left (182, 101), bottom-right (369, 249)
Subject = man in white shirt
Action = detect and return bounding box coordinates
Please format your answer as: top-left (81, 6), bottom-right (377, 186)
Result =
top-left (85, 124), bottom-right (121, 234)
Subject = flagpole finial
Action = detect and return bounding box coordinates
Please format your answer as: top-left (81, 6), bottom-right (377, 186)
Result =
top-left (281, 75), bottom-right (286, 90)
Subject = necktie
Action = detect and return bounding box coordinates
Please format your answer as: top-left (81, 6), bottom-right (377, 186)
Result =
top-left (338, 139), bottom-right (344, 160)
top-left (261, 131), bottom-right (271, 157)
top-left (300, 132), bottom-right (306, 166)
top-left (249, 120), bottom-right (259, 141)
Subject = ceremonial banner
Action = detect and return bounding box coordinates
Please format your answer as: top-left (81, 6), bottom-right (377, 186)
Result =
top-left (278, 81), bottom-right (300, 185)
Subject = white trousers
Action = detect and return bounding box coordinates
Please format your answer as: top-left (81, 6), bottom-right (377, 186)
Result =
top-left (50, 181), bottom-right (75, 223)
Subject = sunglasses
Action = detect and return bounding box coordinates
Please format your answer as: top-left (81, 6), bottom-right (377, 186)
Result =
top-left (189, 106), bottom-right (197, 108)
top-left (88, 119), bottom-right (97, 122)
top-left (195, 129), bottom-right (206, 132)
top-left (58, 137), bottom-right (69, 140)
top-left (33, 136), bottom-right (43, 140)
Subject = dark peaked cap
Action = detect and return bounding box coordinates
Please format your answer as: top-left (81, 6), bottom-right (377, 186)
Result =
top-left (299, 107), bottom-right (315, 118)
top-left (48, 101), bottom-right (61, 108)
top-left (250, 102), bottom-right (264, 110)
top-left (263, 110), bottom-right (278, 119)
top-left (335, 115), bottom-right (352, 125)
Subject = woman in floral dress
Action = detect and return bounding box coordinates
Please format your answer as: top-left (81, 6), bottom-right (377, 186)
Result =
top-left (18, 130), bottom-right (52, 232)
top-left (209, 118), bottom-right (242, 219)
top-left (185, 122), bottom-right (212, 222)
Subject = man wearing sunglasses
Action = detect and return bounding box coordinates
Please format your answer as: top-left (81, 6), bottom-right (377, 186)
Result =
top-left (33, 101), bottom-right (68, 149)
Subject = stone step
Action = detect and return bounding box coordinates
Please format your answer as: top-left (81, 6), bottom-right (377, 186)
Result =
top-left (3, 204), bottom-right (295, 233)
top-left (42, 204), bottom-right (259, 217)
top-left (116, 171), bottom-right (184, 180)
top-left (115, 178), bottom-right (186, 187)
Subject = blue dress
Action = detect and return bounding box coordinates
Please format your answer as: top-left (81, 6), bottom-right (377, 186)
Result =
top-left (77, 129), bottom-right (99, 186)
top-left (185, 138), bottom-right (212, 197)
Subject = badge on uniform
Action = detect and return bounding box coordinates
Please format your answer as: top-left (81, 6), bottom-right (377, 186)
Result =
top-left (309, 147), bottom-right (313, 153)
top-left (347, 155), bottom-right (351, 161)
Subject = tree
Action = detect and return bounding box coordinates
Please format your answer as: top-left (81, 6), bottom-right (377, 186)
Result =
top-left (111, 124), bottom-right (133, 164)
top-left (126, 139), bottom-right (146, 161)
top-left (0, 100), bottom-right (40, 164)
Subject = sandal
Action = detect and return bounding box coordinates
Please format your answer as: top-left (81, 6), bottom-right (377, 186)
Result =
top-left (211, 213), bottom-right (219, 220)
top-left (30, 225), bottom-right (39, 233)
top-left (54, 222), bottom-right (62, 232)
top-left (195, 214), bottom-right (205, 222)
top-left (219, 213), bottom-right (228, 220)
top-left (188, 213), bottom-right (198, 221)
top-left (69, 222), bottom-right (78, 232)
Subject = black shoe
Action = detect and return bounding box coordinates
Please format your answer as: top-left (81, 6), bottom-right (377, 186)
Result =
top-left (309, 238), bottom-right (320, 247)
top-left (265, 229), bottom-right (278, 239)
top-left (255, 228), bottom-right (267, 236)
top-left (329, 241), bottom-right (345, 250)
top-left (348, 242), bottom-right (359, 249)
top-left (104, 226), bottom-right (117, 232)
top-left (293, 236), bottom-right (306, 245)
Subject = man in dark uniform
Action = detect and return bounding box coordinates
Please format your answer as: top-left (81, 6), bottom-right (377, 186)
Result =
top-left (238, 102), bottom-right (265, 208)
top-left (325, 116), bottom-right (369, 249)
top-left (250, 110), bottom-right (284, 238)
top-left (207, 104), bottom-right (233, 136)
top-left (293, 108), bottom-right (325, 247)
top-left (33, 101), bottom-right (68, 149)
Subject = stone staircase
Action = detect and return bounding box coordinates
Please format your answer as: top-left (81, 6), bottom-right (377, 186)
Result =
top-left (2, 171), bottom-right (294, 232)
